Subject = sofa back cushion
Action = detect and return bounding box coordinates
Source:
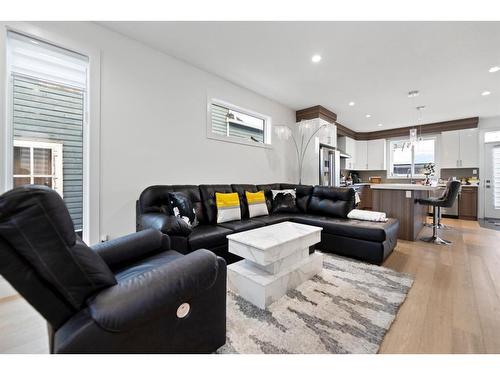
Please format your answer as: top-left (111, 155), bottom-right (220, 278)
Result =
top-left (308, 186), bottom-right (355, 218)
top-left (231, 184), bottom-right (258, 219)
top-left (138, 185), bottom-right (174, 214)
top-left (171, 185), bottom-right (206, 224)
top-left (280, 184), bottom-right (313, 212)
top-left (199, 184), bottom-right (234, 224)
top-left (256, 183), bottom-right (282, 213)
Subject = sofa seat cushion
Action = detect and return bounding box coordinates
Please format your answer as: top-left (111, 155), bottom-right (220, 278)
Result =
top-left (188, 225), bottom-right (234, 250)
top-left (115, 250), bottom-right (184, 283)
top-left (291, 214), bottom-right (399, 243)
top-left (217, 219), bottom-right (265, 232)
top-left (251, 213), bottom-right (296, 225)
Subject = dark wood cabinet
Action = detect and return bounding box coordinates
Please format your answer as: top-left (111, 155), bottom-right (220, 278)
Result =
top-left (458, 186), bottom-right (477, 220)
top-left (357, 185), bottom-right (372, 210)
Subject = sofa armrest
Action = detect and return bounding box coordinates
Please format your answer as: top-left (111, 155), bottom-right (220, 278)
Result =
top-left (139, 213), bottom-right (192, 237)
top-left (91, 229), bottom-right (170, 269)
top-left (87, 249), bottom-right (225, 332)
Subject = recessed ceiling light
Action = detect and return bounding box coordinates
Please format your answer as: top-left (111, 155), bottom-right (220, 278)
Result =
top-left (408, 90), bottom-right (420, 98)
top-left (489, 66), bottom-right (500, 73)
top-left (365, 114), bottom-right (371, 118)
top-left (377, 123), bottom-right (383, 127)
top-left (311, 54), bottom-right (322, 63)
top-left (348, 101), bottom-right (355, 106)
top-left (481, 91), bottom-right (491, 96)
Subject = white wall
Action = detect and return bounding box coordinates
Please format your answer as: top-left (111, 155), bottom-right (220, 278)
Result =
top-left (478, 115), bottom-right (500, 218)
top-left (1, 22), bottom-right (296, 241)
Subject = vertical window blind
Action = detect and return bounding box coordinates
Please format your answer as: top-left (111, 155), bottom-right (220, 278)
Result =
top-left (494, 146), bottom-right (500, 209)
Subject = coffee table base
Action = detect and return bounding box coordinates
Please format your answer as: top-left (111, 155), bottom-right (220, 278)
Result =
top-left (227, 252), bottom-right (323, 309)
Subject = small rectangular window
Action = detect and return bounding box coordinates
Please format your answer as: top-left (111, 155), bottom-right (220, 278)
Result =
top-left (208, 99), bottom-right (271, 146)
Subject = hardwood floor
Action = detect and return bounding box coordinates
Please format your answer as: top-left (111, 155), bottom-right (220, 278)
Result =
top-left (0, 218), bottom-right (499, 354)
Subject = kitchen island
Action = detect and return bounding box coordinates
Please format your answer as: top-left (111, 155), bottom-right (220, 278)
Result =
top-left (371, 184), bottom-right (440, 241)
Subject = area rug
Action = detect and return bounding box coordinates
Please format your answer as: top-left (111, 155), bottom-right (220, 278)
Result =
top-left (218, 253), bottom-right (414, 354)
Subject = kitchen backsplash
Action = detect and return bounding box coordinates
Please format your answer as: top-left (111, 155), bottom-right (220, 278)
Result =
top-left (342, 168), bottom-right (479, 184)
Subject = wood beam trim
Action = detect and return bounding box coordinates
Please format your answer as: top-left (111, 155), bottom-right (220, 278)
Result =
top-left (296, 105), bottom-right (337, 124)
top-left (353, 117), bottom-right (479, 140)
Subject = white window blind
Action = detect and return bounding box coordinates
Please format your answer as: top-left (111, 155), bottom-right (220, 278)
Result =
top-left (7, 31), bottom-right (88, 89)
top-left (494, 146), bottom-right (500, 209)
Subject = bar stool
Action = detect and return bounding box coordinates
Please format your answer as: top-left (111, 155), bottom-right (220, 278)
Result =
top-left (415, 180), bottom-right (461, 245)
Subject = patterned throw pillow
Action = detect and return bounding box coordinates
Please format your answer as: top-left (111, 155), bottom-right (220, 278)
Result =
top-left (169, 192), bottom-right (199, 228)
top-left (271, 189), bottom-right (299, 213)
top-left (245, 191), bottom-right (269, 218)
top-left (216, 192), bottom-right (241, 223)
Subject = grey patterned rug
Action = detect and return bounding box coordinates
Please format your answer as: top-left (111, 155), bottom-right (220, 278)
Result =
top-left (218, 253), bottom-right (414, 354)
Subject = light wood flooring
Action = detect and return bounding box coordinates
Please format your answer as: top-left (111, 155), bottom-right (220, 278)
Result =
top-left (1, 218), bottom-right (499, 354)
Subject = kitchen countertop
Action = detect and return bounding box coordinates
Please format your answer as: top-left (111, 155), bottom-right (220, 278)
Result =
top-left (369, 183), bottom-right (440, 191)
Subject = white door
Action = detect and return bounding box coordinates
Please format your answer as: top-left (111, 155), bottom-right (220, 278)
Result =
top-left (459, 128), bottom-right (479, 167)
top-left (441, 130), bottom-right (460, 168)
top-left (13, 140), bottom-right (64, 197)
top-left (484, 142), bottom-right (500, 219)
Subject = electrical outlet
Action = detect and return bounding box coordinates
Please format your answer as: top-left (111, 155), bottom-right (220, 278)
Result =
top-left (405, 190), bottom-right (412, 198)
top-left (473, 169), bottom-right (478, 175)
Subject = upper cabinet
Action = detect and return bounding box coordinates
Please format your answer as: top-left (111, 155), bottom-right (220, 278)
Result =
top-left (440, 128), bottom-right (478, 168)
top-left (354, 140), bottom-right (368, 170)
top-left (338, 136), bottom-right (356, 169)
top-left (367, 139), bottom-right (387, 170)
top-left (353, 139), bottom-right (386, 170)
top-left (459, 128), bottom-right (479, 168)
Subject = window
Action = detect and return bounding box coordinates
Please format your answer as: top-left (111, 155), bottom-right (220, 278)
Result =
top-left (208, 99), bottom-right (271, 146)
top-left (485, 130), bottom-right (500, 143)
top-left (389, 138), bottom-right (435, 178)
top-left (7, 31), bottom-right (88, 233)
top-left (13, 140), bottom-right (63, 195)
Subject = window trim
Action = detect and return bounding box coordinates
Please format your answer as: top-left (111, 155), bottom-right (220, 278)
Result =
top-left (387, 136), bottom-right (436, 179)
top-left (206, 98), bottom-right (272, 149)
top-left (1, 23), bottom-right (101, 244)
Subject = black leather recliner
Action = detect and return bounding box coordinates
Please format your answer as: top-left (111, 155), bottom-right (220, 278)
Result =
top-left (0, 185), bottom-right (227, 353)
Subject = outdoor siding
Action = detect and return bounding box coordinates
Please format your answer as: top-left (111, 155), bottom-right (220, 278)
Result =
top-left (211, 103), bottom-right (264, 142)
top-left (12, 75), bottom-right (84, 231)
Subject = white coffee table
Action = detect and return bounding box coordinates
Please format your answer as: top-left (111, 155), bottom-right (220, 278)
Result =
top-left (226, 221), bottom-right (323, 309)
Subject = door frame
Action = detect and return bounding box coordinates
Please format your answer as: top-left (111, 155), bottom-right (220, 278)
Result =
top-left (0, 22), bottom-right (101, 244)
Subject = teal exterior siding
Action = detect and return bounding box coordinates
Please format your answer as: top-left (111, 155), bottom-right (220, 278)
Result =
top-left (12, 75), bottom-right (84, 231)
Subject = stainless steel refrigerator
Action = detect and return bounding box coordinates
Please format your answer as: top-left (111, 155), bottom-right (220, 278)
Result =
top-left (319, 144), bottom-right (342, 186)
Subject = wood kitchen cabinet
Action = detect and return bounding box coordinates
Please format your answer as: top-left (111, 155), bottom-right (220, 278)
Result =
top-left (458, 186), bottom-right (478, 220)
top-left (357, 185), bottom-right (372, 210)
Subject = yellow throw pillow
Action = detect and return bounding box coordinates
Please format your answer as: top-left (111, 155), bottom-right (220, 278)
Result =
top-left (246, 191), bottom-right (269, 218)
top-left (216, 192), bottom-right (241, 223)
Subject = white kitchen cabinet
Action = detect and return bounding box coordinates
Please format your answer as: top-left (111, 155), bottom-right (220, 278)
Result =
top-left (459, 128), bottom-right (478, 168)
top-left (367, 139), bottom-right (387, 170)
top-left (440, 129), bottom-right (478, 168)
top-left (338, 136), bottom-right (356, 169)
top-left (354, 140), bottom-right (368, 170)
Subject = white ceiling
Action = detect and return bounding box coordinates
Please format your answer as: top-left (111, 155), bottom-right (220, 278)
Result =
top-left (99, 21), bottom-right (500, 132)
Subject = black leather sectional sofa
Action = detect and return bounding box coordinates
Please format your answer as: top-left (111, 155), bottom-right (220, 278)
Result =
top-left (137, 183), bottom-right (399, 265)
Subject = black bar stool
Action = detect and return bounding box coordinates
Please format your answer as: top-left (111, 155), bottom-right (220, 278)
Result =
top-left (415, 180), bottom-right (461, 245)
